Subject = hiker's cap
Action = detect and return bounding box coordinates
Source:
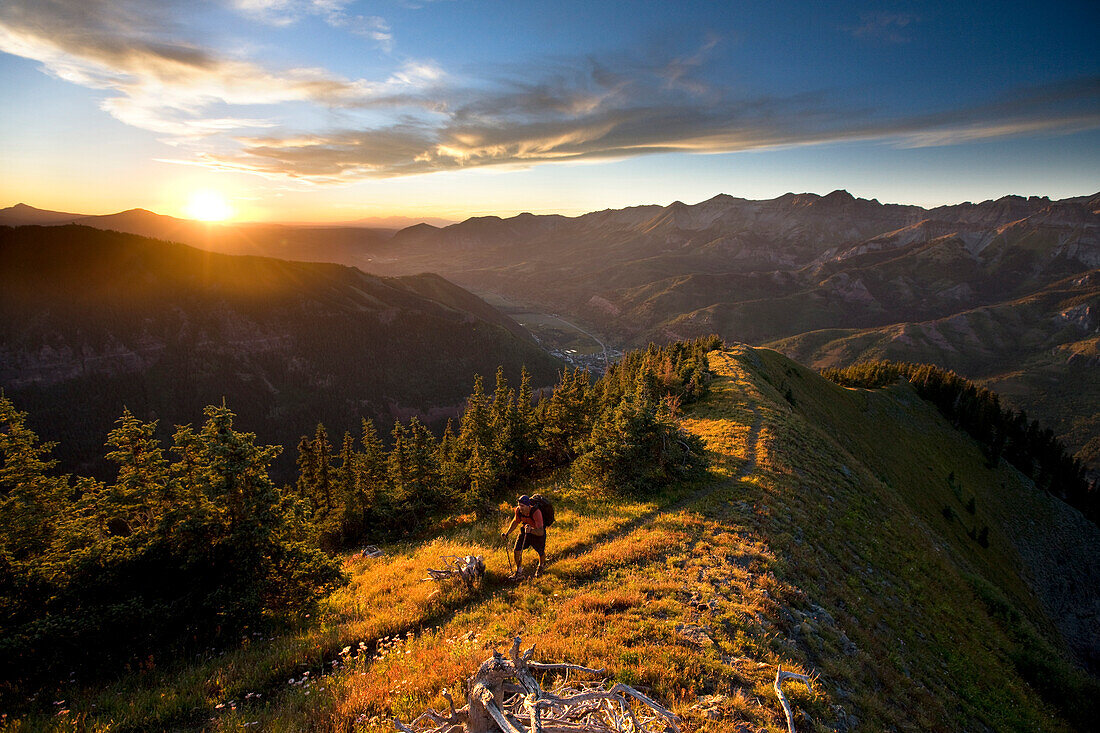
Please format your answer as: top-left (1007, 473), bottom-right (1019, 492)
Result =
top-left (517, 495), bottom-right (533, 505)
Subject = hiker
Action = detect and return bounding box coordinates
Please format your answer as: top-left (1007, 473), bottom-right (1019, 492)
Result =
top-left (501, 494), bottom-right (545, 579)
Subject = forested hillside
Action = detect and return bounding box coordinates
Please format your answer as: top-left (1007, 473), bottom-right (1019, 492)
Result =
top-left (0, 225), bottom-right (560, 479)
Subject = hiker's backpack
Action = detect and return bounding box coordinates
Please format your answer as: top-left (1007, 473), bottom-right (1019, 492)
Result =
top-left (530, 494), bottom-right (555, 527)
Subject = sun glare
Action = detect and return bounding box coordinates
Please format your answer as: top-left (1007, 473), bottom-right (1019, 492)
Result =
top-left (185, 190), bottom-right (234, 222)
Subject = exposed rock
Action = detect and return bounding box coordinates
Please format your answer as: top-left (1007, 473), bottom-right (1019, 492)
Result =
top-left (674, 623), bottom-right (714, 648)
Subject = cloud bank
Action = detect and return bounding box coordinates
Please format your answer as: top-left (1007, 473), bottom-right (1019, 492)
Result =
top-left (2, 0), bottom-right (1098, 184)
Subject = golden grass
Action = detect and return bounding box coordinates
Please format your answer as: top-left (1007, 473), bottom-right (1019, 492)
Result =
top-left (6, 345), bottom-right (1082, 732)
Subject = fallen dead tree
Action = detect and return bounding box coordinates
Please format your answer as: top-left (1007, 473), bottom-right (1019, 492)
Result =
top-left (393, 637), bottom-right (680, 733)
top-left (773, 666), bottom-right (814, 733)
top-left (422, 555), bottom-right (486, 589)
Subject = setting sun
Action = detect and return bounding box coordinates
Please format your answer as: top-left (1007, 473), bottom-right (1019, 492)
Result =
top-left (184, 190), bottom-right (233, 221)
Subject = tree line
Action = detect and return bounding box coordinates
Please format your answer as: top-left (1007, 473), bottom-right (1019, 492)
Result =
top-left (0, 336), bottom-right (719, 684)
top-left (821, 361), bottom-right (1096, 523)
top-left (294, 336), bottom-right (719, 547)
top-left (0, 400), bottom-right (344, 684)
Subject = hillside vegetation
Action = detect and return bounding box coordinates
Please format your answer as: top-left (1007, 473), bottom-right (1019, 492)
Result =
top-left (4, 346), bottom-right (1096, 732)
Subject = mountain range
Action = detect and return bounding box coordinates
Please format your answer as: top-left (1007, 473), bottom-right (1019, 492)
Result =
top-left (0, 203), bottom-right (395, 266)
top-left (361, 190), bottom-right (1100, 468)
top-left (2, 197), bottom-right (1099, 730)
top-left (4, 191), bottom-right (1098, 469)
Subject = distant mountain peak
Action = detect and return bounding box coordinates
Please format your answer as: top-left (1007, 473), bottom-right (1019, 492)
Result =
top-left (401, 222), bottom-right (440, 234)
top-left (0, 203), bottom-right (86, 226)
top-left (823, 189), bottom-right (856, 202)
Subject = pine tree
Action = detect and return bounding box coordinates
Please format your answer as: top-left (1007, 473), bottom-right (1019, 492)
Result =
top-left (0, 394), bottom-right (72, 562)
top-left (359, 418), bottom-right (387, 497)
top-left (490, 366), bottom-right (510, 429)
top-left (438, 419), bottom-right (469, 503)
top-left (332, 431), bottom-right (359, 543)
top-left (167, 405), bottom-right (342, 621)
top-left (515, 366), bottom-right (539, 467)
top-left (540, 367), bottom-right (593, 464)
top-left (344, 417), bottom-right (389, 540)
top-left (312, 423), bottom-right (334, 514)
top-left (387, 420), bottom-right (414, 529)
top-left (100, 408), bottom-right (170, 541)
top-left (295, 433), bottom-right (319, 502)
top-left (465, 441), bottom-right (495, 510)
top-left (459, 374), bottom-right (492, 460)
top-left (405, 417), bottom-right (440, 516)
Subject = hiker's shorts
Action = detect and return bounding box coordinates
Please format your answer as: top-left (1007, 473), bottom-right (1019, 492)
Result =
top-left (514, 530), bottom-right (545, 555)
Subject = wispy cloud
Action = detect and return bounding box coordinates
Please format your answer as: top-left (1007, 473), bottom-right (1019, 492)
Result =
top-left (193, 65), bottom-right (1100, 183)
top-left (394, 0), bottom-right (457, 10)
top-left (233, 0), bottom-right (393, 50)
top-left (0, 0), bottom-right (395, 139)
top-left (845, 12), bottom-right (919, 43)
top-left (2, 1), bottom-right (1098, 185)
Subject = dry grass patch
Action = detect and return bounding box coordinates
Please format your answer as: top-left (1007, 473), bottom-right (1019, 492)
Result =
top-left (555, 524), bottom-right (690, 581)
top-left (11, 345), bottom-right (1081, 733)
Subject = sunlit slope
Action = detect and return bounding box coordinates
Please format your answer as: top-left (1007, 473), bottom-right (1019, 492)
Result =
top-left (20, 346), bottom-right (1097, 732)
top-left (690, 346), bottom-right (1099, 731)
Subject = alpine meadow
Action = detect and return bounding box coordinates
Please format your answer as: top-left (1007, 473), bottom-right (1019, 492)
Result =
top-left (1, 1), bottom-right (1098, 732)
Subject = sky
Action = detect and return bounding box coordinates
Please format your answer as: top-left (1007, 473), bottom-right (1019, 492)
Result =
top-left (1, 0), bottom-right (1098, 222)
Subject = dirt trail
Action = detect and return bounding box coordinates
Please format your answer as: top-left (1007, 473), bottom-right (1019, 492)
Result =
top-left (713, 348), bottom-right (763, 480)
top-left (550, 350), bottom-right (763, 564)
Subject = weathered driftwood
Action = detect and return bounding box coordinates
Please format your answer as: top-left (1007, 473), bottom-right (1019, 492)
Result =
top-left (422, 555), bottom-right (486, 588)
top-left (357, 545), bottom-right (384, 559)
top-left (394, 637), bottom-right (680, 733)
top-left (773, 666), bottom-right (814, 733)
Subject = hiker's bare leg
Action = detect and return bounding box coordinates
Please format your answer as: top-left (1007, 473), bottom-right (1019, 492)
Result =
top-left (534, 551), bottom-right (545, 576)
top-left (513, 549), bottom-right (523, 574)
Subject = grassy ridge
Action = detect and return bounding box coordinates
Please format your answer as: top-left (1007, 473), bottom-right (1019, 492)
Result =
top-left (7, 346), bottom-right (1093, 732)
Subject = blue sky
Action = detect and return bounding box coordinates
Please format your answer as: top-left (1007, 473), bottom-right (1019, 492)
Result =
top-left (1, 0), bottom-right (1097, 221)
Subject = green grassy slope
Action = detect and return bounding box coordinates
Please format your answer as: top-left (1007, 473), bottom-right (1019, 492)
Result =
top-left (766, 273), bottom-right (1100, 465)
top-left (726, 348), bottom-right (1100, 729)
top-left (6, 347), bottom-right (1095, 732)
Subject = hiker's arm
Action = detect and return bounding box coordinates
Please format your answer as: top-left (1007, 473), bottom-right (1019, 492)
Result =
top-left (503, 511), bottom-right (520, 536)
top-left (532, 508), bottom-right (544, 531)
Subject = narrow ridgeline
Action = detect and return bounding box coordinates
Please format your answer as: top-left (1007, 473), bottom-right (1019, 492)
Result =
top-left (7, 345), bottom-right (1097, 732)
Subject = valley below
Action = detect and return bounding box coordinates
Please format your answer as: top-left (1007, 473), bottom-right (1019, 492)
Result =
top-left (353, 190), bottom-right (1100, 471)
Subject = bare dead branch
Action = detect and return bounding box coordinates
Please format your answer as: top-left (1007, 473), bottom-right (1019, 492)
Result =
top-left (527, 662), bottom-right (606, 676)
top-left (774, 666), bottom-right (814, 733)
top-left (422, 555), bottom-right (486, 588)
top-left (394, 717), bottom-right (419, 733)
top-left (393, 637), bottom-right (679, 733)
